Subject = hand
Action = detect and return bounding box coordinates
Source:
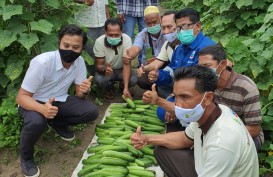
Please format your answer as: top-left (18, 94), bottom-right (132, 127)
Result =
top-left (117, 14), bottom-right (125, 23)
top-left (123, 49), bottom-right (133, 65)
top-left (80, 76), bottom-right (93, 94)
top-left (41, 98), bottom-right (58, 119)
top-left (142, 84), bottom-right (158, 105)
top-left (131, 126), bottom-right (147, 150)
top-left (136, 63), bottom-right (145, 77)
top-left (123, 88), bottom-right (132, 100)
top-left (148, 65), bottom-right (158, 83)
top-left (105, 63), bottom-right (113, 76)
top-left (165, 111), bottom-right (177, 123)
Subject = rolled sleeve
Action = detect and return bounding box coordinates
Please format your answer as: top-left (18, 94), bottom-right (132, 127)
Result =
top-left (185, 122), bottom-right (195, 140)
top-left (21, 60), bottom-right (45, 94)
top-left (133, 30), bottom-right (146, 51)
top-left (156, 42), bottom-right (169, 62)
top-left (122, 35), bottom-right (132, 56)
top-left (74, 57), bottom-right (87, 85)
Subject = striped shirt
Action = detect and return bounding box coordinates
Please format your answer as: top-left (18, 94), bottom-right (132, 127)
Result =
top-left (116, 0), bottom-right (158, 17)
top-left (214, 67), bottom-right (264, 147)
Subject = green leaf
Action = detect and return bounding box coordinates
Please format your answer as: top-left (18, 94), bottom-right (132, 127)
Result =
top-left (18, 33), bottom-right (39, 50)
top-left (30, 19), bottom-right (53, 34)
top-left (264, 12), bottom-right (273, 23)
top-left (28, 0), bottom-right (36, 3)
top-left (21, 10), bottom-right (35, 21)
top-left (261, 49), bottom-right (273, 60)
top-left (269, 89), bottom-right (273, 101)
top-left (81, 50), bottom-right (94, 65)
top-left (0, 30), bottom-right (17, 51)
top-left (250, 61), bottom-right (263, 78)
top-left (2, 5), bottom-right (23, 21)
top-left (4, 55), bottom-right (24, 81)
top-left (235, 21), bottom-right (246, 30)
top-left (240, 12), bottom-right (251, 20)
top-left (39, 34), bottom-right (58, 53)
top-left (249, 41), bottom-right (264, 53)
top-left (6, 20), bottom-right (28, 35)
top-left (263, 116), bottom-right (273, 123)
top-left (242, 38), bottom-right (255, 46)
top-left (0, 57), bottom-right (5, 68)
top-left (235, 0), bottom-right (253, 9)
top-left (0, 1), bottom-right (5, 7)
top-left (45, 0), bottom-right (60, 9)
top-left (0, 72), bottom-right (9, 88)
top-left (268, 3), bottom-right (273, 12)
top-left (260, 27), bottom-right (273, 41)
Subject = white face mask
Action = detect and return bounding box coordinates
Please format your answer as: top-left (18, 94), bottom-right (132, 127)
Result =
top-left (175, 93), bottom-right (206, 123)
top-left (163, 31), bottom-right (178, 43)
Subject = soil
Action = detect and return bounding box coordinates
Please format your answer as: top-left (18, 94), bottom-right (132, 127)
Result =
top-left (0, 85), bottom-right (145, 177)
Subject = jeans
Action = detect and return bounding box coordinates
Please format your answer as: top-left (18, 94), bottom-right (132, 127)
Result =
top-left (123, 15), bottom-right (146, 65)
top-left (19, 96), bottom-right (98, 160)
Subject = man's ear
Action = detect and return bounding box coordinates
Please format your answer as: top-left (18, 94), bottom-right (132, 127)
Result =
top-left (204, 92), bottom-right (214, 107)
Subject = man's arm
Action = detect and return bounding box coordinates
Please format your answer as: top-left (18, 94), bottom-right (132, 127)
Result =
top-left (95, 57), bottom-right (106, 74)
top-left (131, 126), bottom-right (193, 150)
top-left (16, 88), bottom-right (58, 119)
top-left (123, 46), bottom-right (141, 64)
top-left (105, 0), bottom-right (110, 19)
top-left (246, 125), bottom-right (261, 138)
top-left (144, 59), bottom-right (164, 72)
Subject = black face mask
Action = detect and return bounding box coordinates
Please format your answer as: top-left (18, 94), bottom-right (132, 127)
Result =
top-left (59, 49), bottom-right (81, 63)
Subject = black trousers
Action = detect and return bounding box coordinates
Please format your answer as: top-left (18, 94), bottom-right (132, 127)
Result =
top-left (19, 96), bottom-right (99, 160)
top-left (154, 122), bottom-right (197, 177)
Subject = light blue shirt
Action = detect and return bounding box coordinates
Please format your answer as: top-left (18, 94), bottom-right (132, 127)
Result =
top-left (133, 28), bottom-right (166, 64)
top-left (21, 50), bottom-right (87, 102)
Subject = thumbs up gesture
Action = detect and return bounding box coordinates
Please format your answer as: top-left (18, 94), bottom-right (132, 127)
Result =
top-left (80, 76), bottom-right (93, 95)
top-left (148, 65), bottom-right (159, 83)
top-left (42, 97), bottom-right (58, 119)
top-left (136, 63), bottom-right (146, 77)
top-left (105, 63), bottom-right (113, 76)
top-left (130, 126), bottom-right (147, 150)
top-left (123, 49), bottom-right (133, 65)
top-left (142, 84), bottom-right (158, 105)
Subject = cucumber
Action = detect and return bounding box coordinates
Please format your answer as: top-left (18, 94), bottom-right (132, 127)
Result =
top-left (135, 158), bottom-right (154, 168)
top-left (103, 150), bottom-right (135, 162)
top-left (97, 137), bottom-right (115, 145)
top-left (127, 166), bottom-right (145, 170)
top-left (77, 164), bottom-right (98, 177)
top-left (117, 133), bottom-right (132, 140)
top-left (142, 125), bottom-right (165, 132)
top-left (127, 174), bottom-right (139, 177)
top-left (115, 138), bottom-right (131, 145)
top-left (128, 169), bottom-right (155, 177)
top-left (96, 145), bottom-right (128, 154)
top-left (126, 114), bottom-right (143, 118)
top-left (140, 146), bottom-right (154, 156)
top-left (125, 117), bottom-right (144, 122)
top-left (122, 108), bottom-right (146, 113)
top-left (108, 130), bottom-right (133, 137)
top-left (132, 100), bottom-right (145, 104)
top-left (144, 155), bottom-right (157, 165)
top-left (82, 158), bottom-right (101, 165)
top-left (99, 166), bottom-right (128, 175)
top-left (100, 157), bottom-right (128, 166)
top-left (122, 95), bottom-right (136, 109)
top-left (86, 154), bottom-right (103, 160)
top-left (115, 120), bottom-right (126, 125)
top-left (143, 111), bottom-right (158, 118)
top-left (125, 120), bottom-right (140, 129)
top-left (113, 141), bottom-right (140, 157)
top-left (87, 145), bottom-right (112, 153)
top-left (96, 123), bottom-right (117, 129)
top-left (143, 116), bottom-right (165, 126)
top-left (135, 105), bottom-right (150, 109)
top-left (84, 170), bottom-right (126, 177)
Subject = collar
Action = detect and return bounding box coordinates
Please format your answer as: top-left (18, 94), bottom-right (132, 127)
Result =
top-left (104, 35), bottom-right (123, 49)
top-left (188, 31), bottom-right (205, 49)
top-left (169, 39), bottom-right (180, 49)
top-left (224, 67), bottom-right (238, 89)
top-left (56, 50), bottom-right (77, 71)
top-left (199, 103), bottom-right (222, 134)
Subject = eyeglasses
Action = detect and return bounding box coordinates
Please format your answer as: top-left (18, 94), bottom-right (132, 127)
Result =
top-left (176, 23), bottom-right (196, 32)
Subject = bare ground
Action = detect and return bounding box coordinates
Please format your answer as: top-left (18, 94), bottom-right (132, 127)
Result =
top-left (0, 85), bottom-right (145, 177)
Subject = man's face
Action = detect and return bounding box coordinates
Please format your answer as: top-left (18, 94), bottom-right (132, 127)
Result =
top-left (176, 17), bottom-right (200, 36)
top-left (59, 34), bottom-right (83, 53)
top-left (198, 54), bottom-right (218, 68)
top-left (161, 14), bottom-right (176, 35)
top-left (105, 24), bottom-right (122, 38)
top-left (173, 78), bottom-right (204, 109)
top-left (144, 13), bottom-right (160, 27)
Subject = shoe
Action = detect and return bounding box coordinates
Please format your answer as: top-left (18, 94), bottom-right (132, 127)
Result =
top-left (20, 158), bottom-right (40, 177)
top-left (52, 126), bottom-right (75, 141)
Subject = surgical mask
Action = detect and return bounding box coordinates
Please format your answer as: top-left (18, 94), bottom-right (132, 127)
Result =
top-left (177, 28), bottom-right (196, 45)
top-left (107, 36), bottom-right (121, 46)
top-left (211, 62), bottom-right (223, 78)
top-left (175, 93), bottom-right (206, 123)
top-left (147, 24), bottom-right (161, 35)
top-left (59, 49), bottom-right (81, 63)
top-left (163, 31), bottom-right (177, 43)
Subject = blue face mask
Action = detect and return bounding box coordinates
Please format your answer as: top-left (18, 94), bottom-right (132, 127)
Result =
top-left (107, 36), bottom-right (121, 46)
top-left (211, 62), bottom-right (223, 78)
top-left (147, 24), bottom-right (161, 35)
top-left (163, 31), bottom-right (178, 43)
top-left (175, 93), bottom-right (206, 123)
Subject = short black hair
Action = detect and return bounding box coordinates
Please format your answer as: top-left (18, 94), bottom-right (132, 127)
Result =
top-left (175, 8), bottom-right (200, 23)
top-left (58, 24), bottom-right (87, 46)
top-left (198, 44), bottom-right (227, 64)
top-left (174, 65), bottom-right (217, 93)
top-left (105, 18), bottom-right (123, 31)
top-left (161, 10), bottom-right (177, 21)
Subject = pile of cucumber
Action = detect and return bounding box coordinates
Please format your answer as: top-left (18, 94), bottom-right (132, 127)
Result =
top-left (77, 98), bottom-right (165, 177)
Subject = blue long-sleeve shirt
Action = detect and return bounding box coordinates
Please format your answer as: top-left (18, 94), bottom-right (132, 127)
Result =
top-left (155, 32), bottom-right (216, 85)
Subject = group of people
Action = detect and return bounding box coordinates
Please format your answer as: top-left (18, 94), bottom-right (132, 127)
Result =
top-left (16, 0), bottom-right (263, 177)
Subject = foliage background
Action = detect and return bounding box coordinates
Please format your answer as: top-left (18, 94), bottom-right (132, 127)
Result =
top-left (160, 0), bottom-right (273, 175)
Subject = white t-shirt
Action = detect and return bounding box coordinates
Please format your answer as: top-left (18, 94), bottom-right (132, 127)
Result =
top-left (74, 0), bottom-right (108, 28)
top-left (93, 33), bottom-right (132, 69)
top-left (21, 50), bottom-right (87, 102)
top-left (185, 104), bottom-right (259, 177)
top-left (156, 41), bottom-right (178, 62)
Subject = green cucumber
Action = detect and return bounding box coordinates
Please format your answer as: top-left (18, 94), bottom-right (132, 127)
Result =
top-left (122, 95), bottom-right (136, 109)
top-left (140, 146), bottom-right (154, 156)
top-left (124, 120), bottom-right (140, 129)
top-left (97, 137), bottom-right (115, 145)
top-left (77, 164), bottom-right (98, 176)
top-left (103, 150), bottom-right (135, 162)
top-left (100, 156), bottom-right (128, 166)
top-left (128, 169), bottom-right (155, 177)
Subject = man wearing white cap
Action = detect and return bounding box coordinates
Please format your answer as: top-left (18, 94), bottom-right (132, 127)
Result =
top-left (123, 6), bottom-right (166, 98)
